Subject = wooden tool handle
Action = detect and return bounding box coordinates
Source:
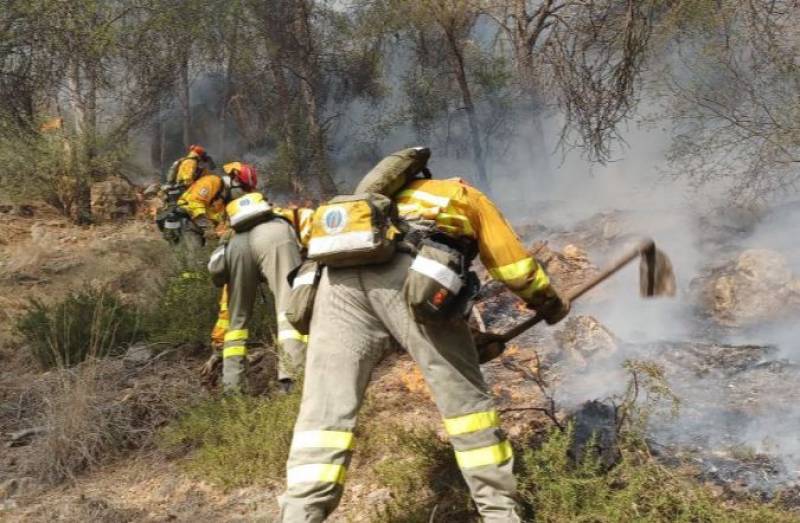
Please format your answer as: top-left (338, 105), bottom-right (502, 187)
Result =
top-left (494, 239), bottom-right (655, 344)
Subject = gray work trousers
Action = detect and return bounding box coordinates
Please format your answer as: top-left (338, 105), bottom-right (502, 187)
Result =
top-left (279, 254), bottom-right (519, 522)
top-left (222, 219), bottom-right (305, 392)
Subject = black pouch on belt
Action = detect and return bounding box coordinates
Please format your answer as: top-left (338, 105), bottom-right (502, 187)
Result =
top-left (404, 239), bottom-right (469, 323)
top-left (285, 260), bottom-right (322, 335)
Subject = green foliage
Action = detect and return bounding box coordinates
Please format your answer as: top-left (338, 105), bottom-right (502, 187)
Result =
top-left (517, 426), bottom-right (795, 522)
top-left (365, 425), bottom-right (472, 522)
top-left (362, 421), bottom-right (796, 522)
top-left (15, 289), bottom-right (142, 369)
top-left (0, 124), bottom-right (125, 219)
top-left (159, 392), bottom-right (300, 489)
top-left (141, 259), bottom-right (276, 347)
top-left (141, 266), bottom-right (221, 347)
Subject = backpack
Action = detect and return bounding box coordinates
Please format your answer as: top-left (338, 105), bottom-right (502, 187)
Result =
top-left (354, 147), bottom-right (431, 196)
top-left (226, 192), bottom-right (275, 232)
top-left (307, 193), bottom-right (399, 267)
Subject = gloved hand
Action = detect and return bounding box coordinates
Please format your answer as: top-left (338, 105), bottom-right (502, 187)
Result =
top-left (528, 285), bottom-right (570, 325)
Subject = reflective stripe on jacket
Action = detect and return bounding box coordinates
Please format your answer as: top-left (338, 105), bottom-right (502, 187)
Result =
top-left (396, 178), bottom-right (550, 302)
top-left (177, 174), bottom-right (226, 223)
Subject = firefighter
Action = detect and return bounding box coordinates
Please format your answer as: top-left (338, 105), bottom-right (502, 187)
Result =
top-left (278, 158), bottom-right (569, 521)
top-left (216, 178), bottom-right (313, 393)
top-left (168, 144), bottom-right (216, 189)
top-left (175, 164), bottom-right (228, 251)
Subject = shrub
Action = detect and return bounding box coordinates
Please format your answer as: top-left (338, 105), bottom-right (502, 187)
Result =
top-left (16, 289), bottom-right (142, 369)
top-left (0, 122), bottom-right (127, 222)
top-left (517, 426), bottom-right (795, 522)
top-left (366, 425), bottom-right (472, 522)
top-left (142, 262), bottom-right (276, 348)
top-left (28, 356), bottom-right (193, 484)
top-left (159, 391), bottom-right (300, 489)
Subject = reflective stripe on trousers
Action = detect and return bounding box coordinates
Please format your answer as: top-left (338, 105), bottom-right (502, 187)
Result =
top-left (285, 430), bottom-right (354, 486)
top-left (223, 329), bottom-right (248, 358)
top-left (444, 410), bottom-right (513, 469)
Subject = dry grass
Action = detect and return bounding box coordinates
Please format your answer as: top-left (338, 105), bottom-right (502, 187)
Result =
top-left (25, 355), bottom-right (199, 484)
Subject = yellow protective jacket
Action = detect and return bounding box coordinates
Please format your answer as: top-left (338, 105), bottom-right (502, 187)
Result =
top-left (274, 206), bottom-right (315, 248)
top-left (175, 151), bottom-right (202, 187)
top-left (396, 178), bottom-right (551, 303)
top-left (177, 174), bottom-right (226, 224)
top-left (224, 192), bottom-right (314, 245)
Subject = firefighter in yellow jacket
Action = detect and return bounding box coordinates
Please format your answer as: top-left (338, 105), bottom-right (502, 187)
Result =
top-left (217, 179), bottom-right (314, 393)
top-left (178, 162), bottom-right (251, 360)
top-left (171, 144), bottom-right (216, 188)
top-left (279, 150), bottom-right (568, 522)
top-left (176, 168), bottom-right (227, 250)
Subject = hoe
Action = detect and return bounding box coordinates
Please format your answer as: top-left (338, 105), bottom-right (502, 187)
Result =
top-left (475, 239), bottom-right (676, 363)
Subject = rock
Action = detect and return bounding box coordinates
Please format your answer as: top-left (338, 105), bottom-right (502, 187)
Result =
top-left (123, 343), bottom-right (153, 367)
top-left (699, 249), bottom-right (800, 327)
top-left (568, 400), bottom-right (620, 470)
top-left (554, 315), bottom-right (619, 366)
top-left (90, 176), bottom-right (138, 223)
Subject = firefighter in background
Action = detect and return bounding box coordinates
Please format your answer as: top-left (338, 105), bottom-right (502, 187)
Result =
top-left (216, 179), bottom-right (314, 394)
top-left (278, 150), bottom-right (569, 521)
top-left (159, 145), bottom-right (217, 233)
top-left (175, 159), bottom-right (229, 250)
top-left (166, 144), bottom-right (216, 189)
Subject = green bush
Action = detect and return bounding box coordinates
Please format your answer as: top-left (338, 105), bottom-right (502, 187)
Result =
top-left (158, 391), bottom-right (300, 489)
top-left (0, 121), bottom-right (127, 222)
top-left (142, 262), bottom-right (276, 348)
top-left (16, 289), bottom-right (142, 369)
top-left (366, 426), bottom-right (472, 522)
top-left (517, 426), bottom-right (795, 523)
top-left (362, 423), bottom-right (796, 523)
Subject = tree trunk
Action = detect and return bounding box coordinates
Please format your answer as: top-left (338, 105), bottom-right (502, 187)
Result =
top-left (220, 13), bottom-right (240, 159)
top-left (268, 57), bottom-right (298, 182)
top-left (178, 54), bottom-right (191, 148)
top-left (66, 58), bottom-right (92, 224)
top-left (292, 0), bottom-right (336, 195)
top-left (445, 32), bottom-right (489, 190)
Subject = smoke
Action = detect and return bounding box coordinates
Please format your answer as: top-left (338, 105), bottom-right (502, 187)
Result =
top-left (504, 106), bottom-right (800, 491)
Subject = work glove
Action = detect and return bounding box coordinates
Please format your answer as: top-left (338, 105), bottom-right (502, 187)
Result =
top-left (528, 285), bottom-right (570, 325)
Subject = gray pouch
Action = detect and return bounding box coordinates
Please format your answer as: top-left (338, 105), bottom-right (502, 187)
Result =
top-left (404, 240), bottom-right (465, 323)
top-left (207, 244), bottom-right (228, 288)
top-left (285, 261), bottom-right (322, 335)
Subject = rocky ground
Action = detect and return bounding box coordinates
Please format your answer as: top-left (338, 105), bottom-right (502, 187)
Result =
top-left (1, 192), bottom-right (799, 520)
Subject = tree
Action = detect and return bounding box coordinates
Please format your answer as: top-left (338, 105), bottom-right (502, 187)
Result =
top-left (658, 0), bottom-right (800, 201)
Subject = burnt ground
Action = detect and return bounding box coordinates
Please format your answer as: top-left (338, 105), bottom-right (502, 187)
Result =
top-left (2, 203), bottom-right (800, 518)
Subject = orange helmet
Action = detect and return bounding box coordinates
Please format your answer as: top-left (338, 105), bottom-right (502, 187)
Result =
top-left (189, 144), bottom-right (206, 157)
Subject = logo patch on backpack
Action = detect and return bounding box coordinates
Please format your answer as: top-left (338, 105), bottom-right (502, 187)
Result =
top-left (322, 206), bottom-right (348, 234)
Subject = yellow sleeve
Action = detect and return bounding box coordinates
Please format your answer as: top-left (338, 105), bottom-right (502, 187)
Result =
top-left (467, 188), bottom-right (550, 302)
top-left (176, 158), bottom-right (198, 186)
top-left (295, 208), bottom-right (314, 248)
